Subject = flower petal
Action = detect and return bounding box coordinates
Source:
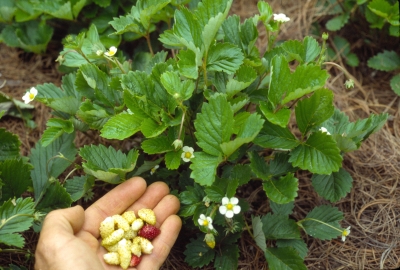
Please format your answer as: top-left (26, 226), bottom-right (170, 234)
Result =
top-left (225, 210), bottom-right (234, 218)
top-left (221, 197), bottom-right (229, 205)
top-left (233, 205), bottom-right (241, 214)
top-left (230, 197), bottom-right (239, 204)
top-left (219, 205), bottom-right (227, 215)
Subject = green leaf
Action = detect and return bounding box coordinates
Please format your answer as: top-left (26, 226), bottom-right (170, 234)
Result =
top-left (77, 100), bottom-right (111, 130)
top-left (263, 173), bottom-right (298, 204)
top-left (0, 128), bottom-right (21, 161)
top-left (204, 186), bottom-right (224, 202)
top-left (270, 152), bottom-right (295, 176)
top-left (252, 216), bottom-right (266, 251)
top-left (0, 159), bottom-right (32, 202)
top-left (137, 0), bottom-right (171, 30)
top-left (249, 151), bottom-right (270, 179)
top-left (30, 133), bottom-right (77, 201)
top-left (190, 152), bottom-right (223, 186)
top-left (220, 113), bottom-right (264, 158)
top-left (367, 50), bottom-right (400, 71)
top-left (390, 74), bottom-right (400, 95)
top-left (141, 118), bottom-right (168, 138)
top-left (0, 197), bottom-right (34, 248)
top-left (261, 213), bottom-right (301, 239)
top-left (253, 120), bottom-right (299, 150)
top-left (326, 13), bottom-right (350, 31)
top-left (206, 43), bottom-right (244, 74)
top-left (264, 247), bottom-right (307, 270)
top-left (142, 136), bottom-right (174, 154)
top-left (259, 102), bottom-right (291, 127)
top-left (270, 201), bottom-right (295, 216)
top-left (161, 71), bottom-right (195, 101)
top-left (100, 112), bottom-right (143, 140)
top-left (36, 180), bottom-right (73, 212)
top-left (194, 94), bottom-right (234, 156)
top-left (225, 65), bottom-right (257, 97)
top-left (282, 65), bottom-right (329, 105)
top-left (0, 0), bottom-right (16, 22)
top-left (289, 132), bottom-right (342, 175)
top-left (196, 0), bottom-right (232, 53)
top-left (268, 55), bottom-right (291, 107)
top-left (295, 89), bottom-right (334, 135)
top-left (276, 239), bottom-right (308, 260)
top-left (79, 145), bottom-right (138, 184)
top-left (64, 175), bottom-right (94, 202)
top-left (177, 49), bottom-right (199, 79)
top-left (214, 242), bottom-right (239, 270)
top-left (36, 0), bottom-right (73, 20)
top-left (165, 150), bottom-right (182, 170)
top-left (367, 0), bottom-right (393, 19)
top-left (184, 236), bottom-right (215, 268)
top-left (300, 205), bottom-right (343, 240)
top-left (41, 118), bottom-right (74, 147)
top-left (312, 168), bottom-right (353, 202)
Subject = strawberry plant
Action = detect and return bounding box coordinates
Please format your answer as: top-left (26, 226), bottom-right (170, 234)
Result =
top-left (1, 0), bottom-right (388, 269)
top-left (316, 0), bottom-right (400, 94)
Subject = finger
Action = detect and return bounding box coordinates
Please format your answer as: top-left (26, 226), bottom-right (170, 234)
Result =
top-left (152, 194), bottom-right (181, 227)
top-left (42, 205), bottom-right (85, 235)
top-left (83, 176), bottom-right (147, 237)
top-left (129, 181), bottom-right (170, 213)
top-left (138, 215), bottom-right (182, 270)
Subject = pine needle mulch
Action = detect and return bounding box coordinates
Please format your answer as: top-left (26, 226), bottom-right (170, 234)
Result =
top-left (0, 0), bottom-right (399, 269)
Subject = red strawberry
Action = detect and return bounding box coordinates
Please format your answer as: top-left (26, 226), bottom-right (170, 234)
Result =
top-left (138, 224), bottom-right (161, 240)
top-left (130, 255), bottom-right (142, 267)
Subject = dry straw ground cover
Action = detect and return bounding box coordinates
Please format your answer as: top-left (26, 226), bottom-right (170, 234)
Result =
top-left (0, 0), bottom-right (399, 269)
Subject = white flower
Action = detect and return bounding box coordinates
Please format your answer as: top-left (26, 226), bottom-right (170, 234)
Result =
top-left (150, 165), bottom-right (159, 175)
top-left (22, 87), bottom-right (38, 104)
top-left (198, 214), bottom-right (213, 230)
top-left (104, 46), bottom-right (117, 56)
top-left (181, 146), bottom-right (195, 162)
top-left (273, 13), bottom-right (290, 23)
top-left (319, 127), bottom-right (331, 135)
top-left (219, 197), bottom-right (241, 218)
top-left (342, 226), bottom-right (351, 241)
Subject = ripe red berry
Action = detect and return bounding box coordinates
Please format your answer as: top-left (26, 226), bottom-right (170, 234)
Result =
top-left (130, 255), bottom-right (142, 267)
top-left (138, 224), bottom-right (161, 240)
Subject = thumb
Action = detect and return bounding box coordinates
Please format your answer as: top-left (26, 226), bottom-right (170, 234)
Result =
top-left (42, 205), bottom-right (85, 235)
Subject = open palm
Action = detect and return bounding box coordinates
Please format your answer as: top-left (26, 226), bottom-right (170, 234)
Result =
top-left (35, 177), bottom-right (181, 270)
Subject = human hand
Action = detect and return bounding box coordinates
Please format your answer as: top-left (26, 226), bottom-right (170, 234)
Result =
top-left (35, 177), bottom-right (181, 270)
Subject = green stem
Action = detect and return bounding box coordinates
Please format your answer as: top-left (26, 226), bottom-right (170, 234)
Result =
top-left (323, 61), bottom-right (363, 90)
top-left (145, 33), bottom-right (154, 56)
top-left (177, 107), bottom-right (186, 141)
top-left (297, 217), bottom-right (342, 233)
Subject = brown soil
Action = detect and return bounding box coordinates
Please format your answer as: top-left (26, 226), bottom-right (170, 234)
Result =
top-left (1, 0), bottom-right (399, 269)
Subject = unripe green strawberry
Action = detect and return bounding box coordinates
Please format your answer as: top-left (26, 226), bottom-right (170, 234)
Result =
top-left (204, 233), bottom-right (215, 249)
top-left (102, 228), bottom-right (124, 246)
top-left (138, 208), bottom-right (156, 225)
top-left (138, 224), bottom-right (161, 240)
top-left (103, 252), bottom-right (120, 265)
top-left (130, 255), bottom-right (142, 267)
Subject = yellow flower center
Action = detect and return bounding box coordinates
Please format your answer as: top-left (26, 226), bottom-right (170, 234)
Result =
top-left (203, 220), bottom-right (209, 226)
top-left (29, 93), bottom-right (35, 99)
top-left (342, 230), bottom-right (349, 236)
top-left (185, 152), bottom-right (192, 159)
top-left (226, 203), bottom-right (233, 210)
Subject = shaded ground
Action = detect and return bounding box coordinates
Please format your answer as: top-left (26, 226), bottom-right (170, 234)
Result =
top-left (0, 0), bottom-right (399, 269)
